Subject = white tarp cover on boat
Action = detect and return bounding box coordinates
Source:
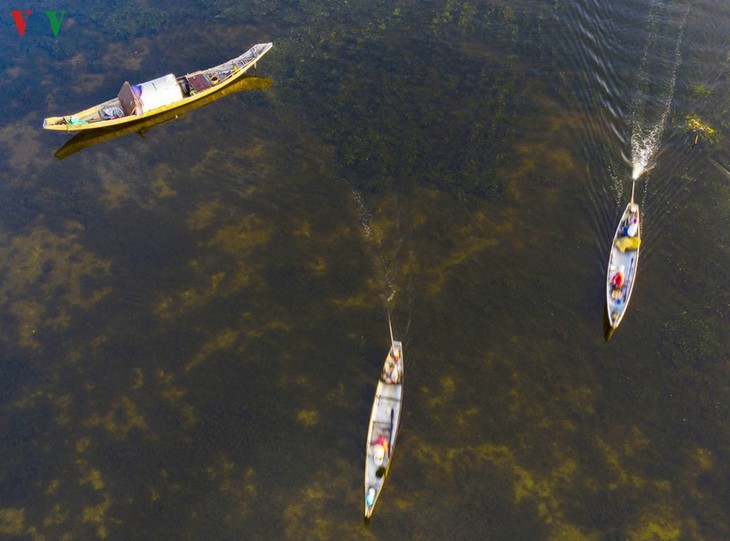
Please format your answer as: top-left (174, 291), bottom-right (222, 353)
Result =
top-left (137, 74), bottom-right (182, 113)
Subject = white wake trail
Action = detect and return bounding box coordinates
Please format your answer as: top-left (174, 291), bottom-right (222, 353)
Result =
top-left (630, 4), bottom-right (688, 180)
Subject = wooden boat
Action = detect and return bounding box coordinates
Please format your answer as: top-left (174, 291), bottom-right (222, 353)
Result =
top-left (52, 76), bottom-right (274, 160)
top-left (364, 335), bottom-right (404, 519)
top-left (43, 43), bottom-right (273, 133)
top-left (606, 181), bottom-right (641, 330)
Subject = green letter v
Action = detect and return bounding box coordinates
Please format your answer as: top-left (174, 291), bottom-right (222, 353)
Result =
top-left (45, 10), bottom-right (66, 36)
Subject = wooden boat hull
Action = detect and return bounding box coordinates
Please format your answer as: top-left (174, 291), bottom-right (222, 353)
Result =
top-left (43, 43), bottom-right (273, 133)
top-left (364, 340), bottom-right (404, 519)
top-left (52, 76), bottom-right (273, 160)
top-left (606, 202), bottom-right (641, 329)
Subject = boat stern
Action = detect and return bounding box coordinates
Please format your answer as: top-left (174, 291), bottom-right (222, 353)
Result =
top-left (364, 487), bottom-right (376, 518)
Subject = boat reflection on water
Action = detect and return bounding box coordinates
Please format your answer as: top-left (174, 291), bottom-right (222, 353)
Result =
top-left (53, 75), bottom-right (274, 160)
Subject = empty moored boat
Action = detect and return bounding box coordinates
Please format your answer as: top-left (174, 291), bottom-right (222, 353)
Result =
top-left (43, 43), bottom-right (273, 132)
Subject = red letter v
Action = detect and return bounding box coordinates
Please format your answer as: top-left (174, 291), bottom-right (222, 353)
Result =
top-left (11, 10), bottom-right (33, 36)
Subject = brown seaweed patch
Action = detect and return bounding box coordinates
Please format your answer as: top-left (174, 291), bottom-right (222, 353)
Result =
top-left (8, 299), bottom-right (45, 349)
top-left (0, 121), bottom-right (44, 178)
top-left (80, 468), bottom-right (106, 491)
top-left (594, 432), bottom-right (653, 490)
top-left (296, 409), bottom-right (319, 427)
top-left (396, 187), bottom-right (517, 297)
top-left (76, 436), bottom-right (92, 454)
top-left (45, 479), bottom-right (60, 496)
top-left (505, 141), bottom-right (575, 204)
top-left (513, 460), bottom-right (578, 521)
top-left (189, 143), bottom-right (273, 187)
top-left (547, 523), bottom-right (600, 541)
top-left (187, 200), bottom-right (224, 230)
top-left (155, 216), bottom-right (272, 318)
top-left (132, 368), bottom-right (144, 389)
top-left (83, 396), bottom-right (149, 439)
top-left (72, 73), bottom-right (106, 95)
top-left (154, 270), bottom-right (227, 319)
top-left (422, 376), bottom-right (456, 408)
top-left (308, 256), bottom-right (327, 276)
top-left (101, 38), bottom-right (152, 72)
top-left (42, 503), bottom-right (69, 529)
top-left (0, 223), bottom-right (111, 349)
top-left (291, 218), bottom-right (313, 237)
top-left (283, 467), bottom-right (376, 540)
top-left (626, 503), bottom-right (683, 541)
top-left (54, 393), bottom-right (74, 426)
top-left (208, 216), bottom-right (273, 255)
top-left (691, 447), bottom-right (713, 472)
top-left (56, 50), bottom-right (106, 96)
top-left (99, 176), bottom-right (131, 209)
top-left (157, 369), bottom-right (197, 427)
top-left (566, 385), bottom-right (595, 416)
top-left (0, 508), bottom-right (25, 536)
top-left (410, 438), bottom-right (593, 537)
top-left (81, 494), bottom-right (113, 539)
top-left (202, 457), bottom-right (258, 527)
top-left (687, 447), bottom-right (714, 500)
top-left (185, 328), bottom-right (239, 371)
top-left (329, 286), bottom-right (379, 310)
top-left (151, 163), bottom-right (177, 199)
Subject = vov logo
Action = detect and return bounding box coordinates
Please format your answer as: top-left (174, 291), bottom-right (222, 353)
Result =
top-left (10, 10), bottom-right (66, 36)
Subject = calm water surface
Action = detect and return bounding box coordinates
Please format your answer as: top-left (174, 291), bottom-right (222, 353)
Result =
top-left (0, 0), bottom-right (728, 539)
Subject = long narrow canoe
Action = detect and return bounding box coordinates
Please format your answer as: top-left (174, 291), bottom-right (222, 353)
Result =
top-left (364, 340), bottom-right (404, 519)
top-left (606, 201), bottom-right (641, 330)
top-left (43, 43), bottom-right (273, 132)
top-left (53, 76), bottom-right (274, 160)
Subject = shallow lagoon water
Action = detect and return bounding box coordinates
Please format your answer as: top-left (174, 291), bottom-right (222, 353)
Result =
top-left (0, 0), bottom-right (728, 539)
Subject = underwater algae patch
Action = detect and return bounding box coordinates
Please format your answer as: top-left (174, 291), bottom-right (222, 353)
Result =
top-left (100, 38), bottom-right (153, 72)
top-left (282, 466), bottom-right (377, 541)
top-left (0, 508), bottom-right (25, 536)
top-left (185, 328), bottom-right (239, 372)
top-left (0, 121), bottom-right (45, 179)
top-left (80, 494), bottom-right (113, 539)
top-left (408, 436), bottom-right (598, 539)
top-left (188, 142), bottom-right (275, 189)
top-left (296, 409), bottom-right (319, 427)
top-left (363, 184), bottom-right (519, 299)
top-left (83, 396), bottom-right (150, 439)
top-left (0, 362), bottom-right (202, 538)
top-left (0, 222), bottom-right (111, 349)
top-left (154, 213), bottom-right (273, 320)
top-left (403, 344), bottom-right (712, 538)
top-left (684, 115), bottom-right (718, 143)
top-left (98, 162), bottom-right (177, 210)
top-left (625, 502), bottom-right (683, 541)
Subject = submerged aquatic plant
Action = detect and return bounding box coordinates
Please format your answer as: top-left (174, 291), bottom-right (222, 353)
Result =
top-left (685, 115), bottom-right (719, 143)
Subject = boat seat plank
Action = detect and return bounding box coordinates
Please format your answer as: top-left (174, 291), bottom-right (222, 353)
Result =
top-left (374, 395), bottom-right (401, 403)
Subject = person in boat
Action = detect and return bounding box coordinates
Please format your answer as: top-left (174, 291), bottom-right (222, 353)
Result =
top-left (621, 216), bottom-right (635, 237)
top-left (610, 266), bottom-right (625, 300)
top-left (366, 487), bottom-right (376, 507)
top-left (622, 215), bottom-right (638, 237)
top-left (373, 435), bottom-right (389, 465)
top-left (382, 348), bottom-right (400, 384)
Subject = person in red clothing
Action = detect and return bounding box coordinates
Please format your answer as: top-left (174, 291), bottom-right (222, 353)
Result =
top-left (610, 266), bottom-right (625, 300)
top-left (373, 435), bottom-right (389, 465)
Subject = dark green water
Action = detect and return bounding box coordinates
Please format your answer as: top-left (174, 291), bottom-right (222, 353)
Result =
top-left (0, 0), bottom-right (728, 539)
